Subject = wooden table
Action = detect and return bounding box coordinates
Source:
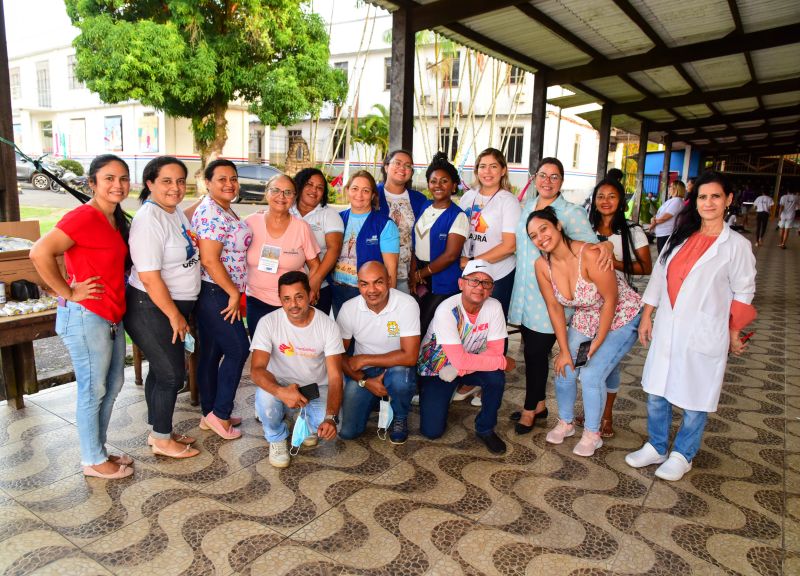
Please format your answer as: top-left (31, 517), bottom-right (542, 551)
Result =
top-left (0, 309), bottom-right (56, 409)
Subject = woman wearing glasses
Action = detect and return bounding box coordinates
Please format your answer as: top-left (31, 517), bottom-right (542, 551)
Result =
top-left (290, 168), bottom-right (343, 314)
top-left (125, 156), bottom-right (202, 458)
top-left (245, 174), bottom-right (321, 335)
top-left (377, 150), bottom-right (429, 294)
top-left (332, 170), bottom-right (400, 316)
top-left (192, 159), bottom-right (253, 440)
top-left (508, 158), bottom-right (612, 434)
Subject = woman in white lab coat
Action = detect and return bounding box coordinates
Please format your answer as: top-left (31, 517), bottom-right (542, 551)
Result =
top-left (626, 171), bottom-right (757, 481)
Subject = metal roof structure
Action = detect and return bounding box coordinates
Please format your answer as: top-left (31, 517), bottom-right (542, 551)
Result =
top-left (369, 0), bottom-right (800, 157)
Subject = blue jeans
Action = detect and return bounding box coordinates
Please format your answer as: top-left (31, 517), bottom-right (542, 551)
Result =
top-left (339, 366), bottom-right (416, 439)
top-left (196, 281), bottom-right (250, 420)
top-left (56, 301), bottom-right (126, 466)
top-left (554, 312), bottom-right (641, 433)
top-left (647, 394), bottom-right (709, 462)
top-left (246, 295), bottom-right (280, 340)
top-left (331, 283), bottom-right (360, 319)
top-left (254, 385), bottom-right (327, 442)
top-left (419, 369), bottom-right (505, 438)
top-left (125, 286), bottom-right (195, 439)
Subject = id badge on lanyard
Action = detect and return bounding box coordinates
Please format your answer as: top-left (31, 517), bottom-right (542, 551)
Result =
top-left (258, 244), bottom-right (281, 273)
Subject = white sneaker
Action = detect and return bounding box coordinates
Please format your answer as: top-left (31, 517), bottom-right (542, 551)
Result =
top-left (452, 386), bottom-right (479, 402)
top-left (470, 395), bottom-right (482, 407)
top-left (302, 434), bottom-right (318, 447)
top-left (625, 442), bottom-right (668, 468)
top-left (545, 419), bottom-right (575, 444)
top-left (269, 440), bottom-right (290, 468)
top-left (572, 430), bottom-right (603, 457)
top-left (654, 451), bottom-right (692, 481)
top-left (625, 442), bottom-right (667, 468)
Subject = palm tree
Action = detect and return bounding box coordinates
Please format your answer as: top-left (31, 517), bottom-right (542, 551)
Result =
top-left (352, 104), bottom-right (389, 168)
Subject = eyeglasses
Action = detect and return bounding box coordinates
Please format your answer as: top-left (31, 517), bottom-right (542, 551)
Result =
top-left (463, 277), bottom-right (494, 290)
top-left (268, 187), bottom-right (296, 198)
top-left (389, 159), bottom-right (413, 171)
top-left (535, 172), bottom-right (562, 183)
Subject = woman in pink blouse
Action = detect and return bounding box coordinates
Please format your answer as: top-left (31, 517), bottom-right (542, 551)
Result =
top-left (244, 174), bottom-right (321, 337)
top-left (529, 207), bottom-right (643, 458)
top-left (626, 171), bottom-right (756, 481)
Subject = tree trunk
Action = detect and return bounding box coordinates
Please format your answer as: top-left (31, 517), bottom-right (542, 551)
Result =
top-left (194, 101), bottom-right (228, 194)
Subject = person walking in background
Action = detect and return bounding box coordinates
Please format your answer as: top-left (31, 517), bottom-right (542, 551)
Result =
top-left (245, 174), bottom-right (321, 335)
top-left (30, 154), bottom-right (134, 478)
top-left (377, 150), bottom-right (429, 294)
top-left (291, 168), bottom-right (344, 314)
top-left (753, 189), bottom-right (774, 247)
top-left (409, 152), bottom-right (468, 336)
top-left (193, 159), bottom-right (252, 441)
top-left (124, 156), bottom-right (201, 459)
top-left (332, 170), bottom-right (400, 316)
top-left (626, 171), bottom-right (757, 481)
top-left (778, 190), bottom-right (799, 249)
top-left (649, 180), bottom-right (686, 253)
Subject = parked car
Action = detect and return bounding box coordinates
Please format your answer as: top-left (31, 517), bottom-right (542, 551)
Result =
top-left (236, 163), bottom-right (282, 203)
top-left (15, 152), bottom-right (65, 191)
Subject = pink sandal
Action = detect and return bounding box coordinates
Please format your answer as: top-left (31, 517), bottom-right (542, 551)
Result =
top-left (201, 412), bottom-right (242, 440)
top-left (83, 463), bottom-right (134, 479)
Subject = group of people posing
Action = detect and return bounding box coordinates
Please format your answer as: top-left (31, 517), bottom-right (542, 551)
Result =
top-left (30, 146), bottom-right (757, 484)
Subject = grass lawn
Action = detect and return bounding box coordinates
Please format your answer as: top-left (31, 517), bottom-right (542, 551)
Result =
top-left (20, 206), bottom-right (69, 235)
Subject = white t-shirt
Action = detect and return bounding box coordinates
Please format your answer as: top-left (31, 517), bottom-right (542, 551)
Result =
top-left (384, 190), bottom-right (416, 281)
top-left (418, 294), bottom-right (507, 376)
top-left (609, 225), bottom-right (649, 262)
top-left (129, 201), bottom-right (201, 301)
top-left (753, 195), bottom-right (774, 213)
top-left (337, 288), bottom-right (420, 356)
top-left (251, 308), bottom-right (344, 388)
top-left (458, 188), bottom-right (521, 280)
top-left (414, 205), bottom-right (469, 261)
top-left (779, 193), bottom-right (799, 219)
top-left (653, 197), bottom-right (684, 237)
top-left (290, 204), bottom-right (344, 289)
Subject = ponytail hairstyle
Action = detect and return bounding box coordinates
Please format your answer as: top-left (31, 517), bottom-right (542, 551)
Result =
top-left (589, 178), bottom-right (638, 285)
top-left (526, 205), bottom-right (572, 261)
top-left (660, 170), bottom-right (732, 263)
top-left (474, 148), bottom-right (512, 192)
top-left (140, 156), bottom-right (188, 204)
top-left (425, 151), bottom-right (460, 186)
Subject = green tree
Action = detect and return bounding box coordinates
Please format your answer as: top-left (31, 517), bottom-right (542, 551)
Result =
top-left (352, 104), bottom-right (389, 167)
top-left (65, 0), bottom-right (347, 167)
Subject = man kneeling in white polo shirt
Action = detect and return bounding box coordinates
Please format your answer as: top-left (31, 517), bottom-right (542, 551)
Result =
top-left (250, 271), bottom-right (345, 468)
top-left (337, 261), bottom-right (421, 444)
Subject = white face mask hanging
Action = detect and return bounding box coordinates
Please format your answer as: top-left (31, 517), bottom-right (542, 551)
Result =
top-left (377, 395), bottom-right (393, 440)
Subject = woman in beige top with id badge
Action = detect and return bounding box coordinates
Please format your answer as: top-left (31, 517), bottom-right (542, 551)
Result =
top-left (244, 174), bottom-right (321, 337)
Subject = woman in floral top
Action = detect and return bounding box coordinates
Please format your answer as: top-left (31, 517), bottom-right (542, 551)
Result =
top-left (192, 159), bottom-right (253, 440)
top-left (528, 207), bottom-right (642, 458)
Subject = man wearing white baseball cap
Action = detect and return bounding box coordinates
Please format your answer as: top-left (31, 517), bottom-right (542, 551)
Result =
top-left (416, 259), bottom-right (516, 454)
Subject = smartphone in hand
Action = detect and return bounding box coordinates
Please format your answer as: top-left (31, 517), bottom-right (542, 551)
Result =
top-left (298, 383), bottom-right (320, 401)
top-left (574, 340), bottom-right (592, 367)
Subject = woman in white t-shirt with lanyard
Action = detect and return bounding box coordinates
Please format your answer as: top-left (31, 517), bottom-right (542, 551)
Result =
top-left (576, 177), bottom-right (652, 438)
top-left (125, 156), bottom-right (201, 459)
top-left (455, 147), bottom-right (521, 404)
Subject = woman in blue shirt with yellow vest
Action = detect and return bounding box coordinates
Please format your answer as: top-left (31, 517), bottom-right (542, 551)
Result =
top-left (332, 170), bottom-right (400, 316)
top-left (409, 152), bottom-right (468, 336)
top-left (508, 157), bottom-right (613, 435)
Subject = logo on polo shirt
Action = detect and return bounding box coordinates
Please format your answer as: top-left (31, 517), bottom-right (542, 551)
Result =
top-left (387, 321), bottom-right (399, 337)
top-left (279, 343), bottom-right (295, 356)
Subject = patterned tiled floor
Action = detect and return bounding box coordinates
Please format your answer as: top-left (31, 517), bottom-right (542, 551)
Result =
top-left (1, 233), bottom-right (798, 575)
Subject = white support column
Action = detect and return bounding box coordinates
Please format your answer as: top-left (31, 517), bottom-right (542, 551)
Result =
top-left (682, 145), bottom-right (692, 182)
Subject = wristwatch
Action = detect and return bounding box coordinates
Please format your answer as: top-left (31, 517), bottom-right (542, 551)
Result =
top-left (358, 379), bottom-right (367, 388)
top-left (324, 414), bottom-right (340, 425)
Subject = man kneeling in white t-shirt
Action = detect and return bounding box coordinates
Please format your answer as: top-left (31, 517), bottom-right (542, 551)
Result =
top-left (417, 260), bottom-right (516, 454)
top-left (250, 271), bottom-right (345, 468)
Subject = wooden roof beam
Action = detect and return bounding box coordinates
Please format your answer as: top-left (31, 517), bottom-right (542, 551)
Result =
top-left (650, 106), bottom-right (800, 131)
top-left (672, 121), bottom-right (800, 142)
top-left (613, 78), bottom-right (800, 115)
top-left (444, 22), bottom-right (551, 72)
top-left (413, 0), bottom-right (528, 32)
top-left (546, 24), bottom-right (800, 86)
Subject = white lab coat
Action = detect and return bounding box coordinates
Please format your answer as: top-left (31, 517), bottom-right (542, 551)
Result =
top-left (641, 225), bottom-right (756, 412)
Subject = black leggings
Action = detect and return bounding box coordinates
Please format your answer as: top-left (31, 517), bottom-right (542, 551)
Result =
top-left (520, 326), bottom-right (557, 411)
top-left (756, 211), bottom-right (769, 242)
